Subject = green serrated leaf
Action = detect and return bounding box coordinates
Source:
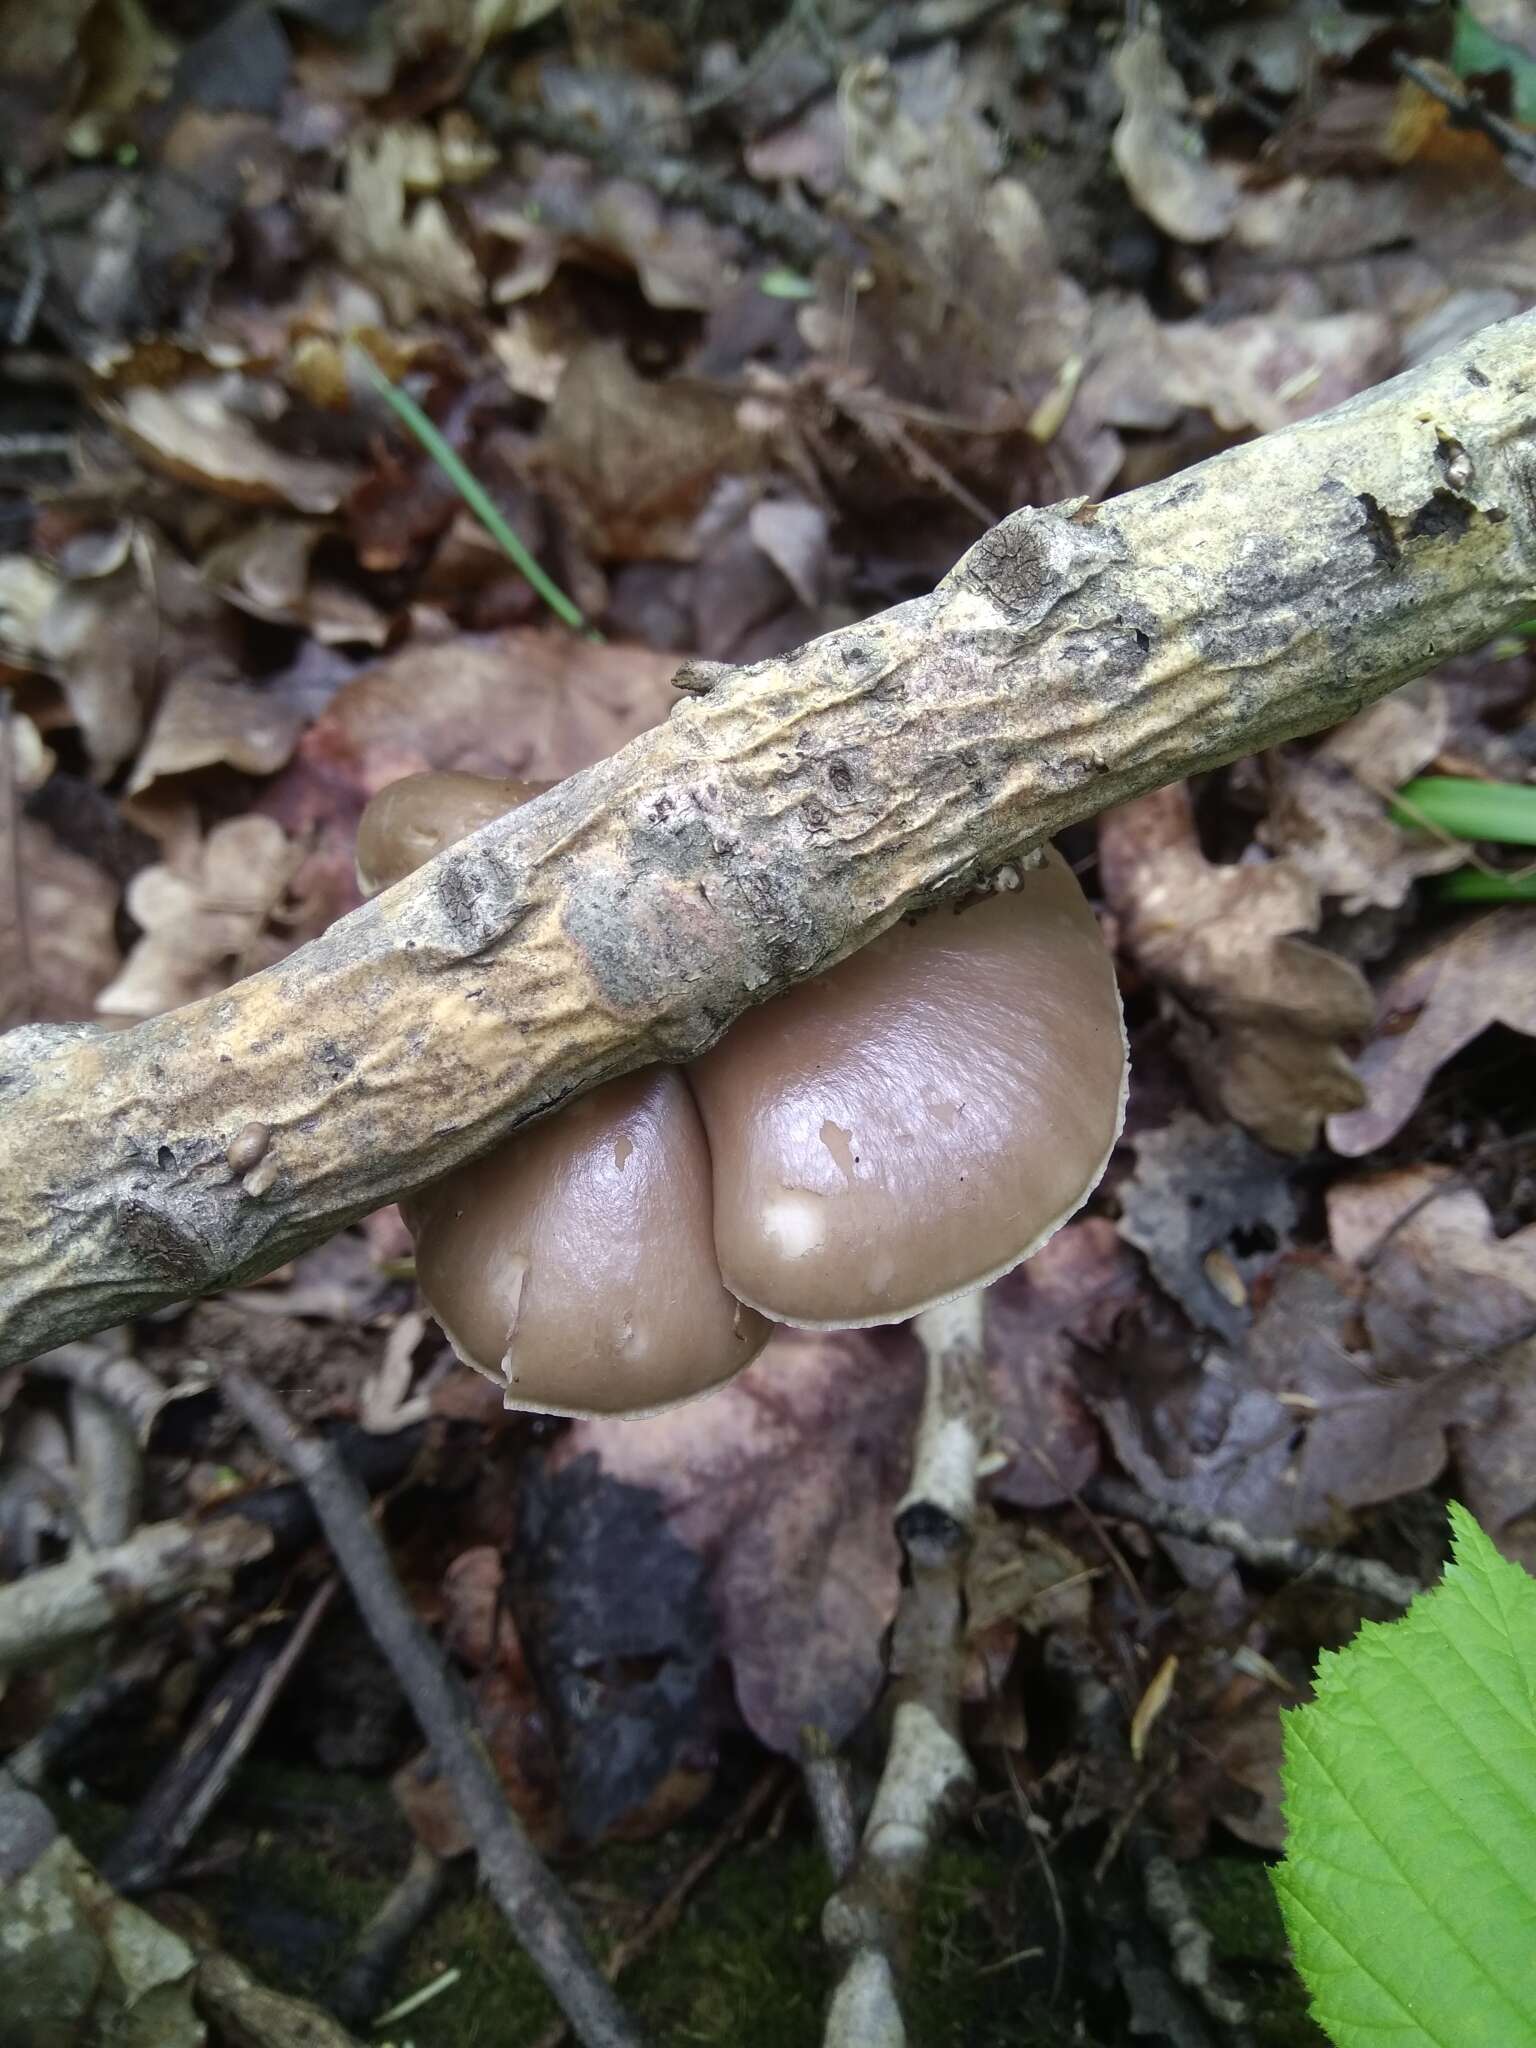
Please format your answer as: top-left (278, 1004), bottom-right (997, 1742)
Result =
top-left (1275, 1505), bottom-right (1536, 2046)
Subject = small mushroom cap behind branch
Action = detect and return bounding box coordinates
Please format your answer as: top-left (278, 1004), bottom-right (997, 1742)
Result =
top-left (356, 770), bottom-right (772, 1417)
top-left (355, 771), bottom-right (551, 896)
top-left (686, 850), bottom-right (1128, 1328)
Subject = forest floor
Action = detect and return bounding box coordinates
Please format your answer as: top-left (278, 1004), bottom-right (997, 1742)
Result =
top-left (2, 3), bottom-right (1535, 2045)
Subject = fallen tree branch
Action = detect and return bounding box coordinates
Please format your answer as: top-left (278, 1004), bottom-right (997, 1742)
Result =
top-left (329, 1842), bottom-right (451, 2028)
top-left (102, 1576), bottom-right (337, 1894)
top-left (822, 1291), bottom-right (990, 2046)
top-left (219, 1366), bottom-right (643, 2048)
top-left (0, 1511), bottom-right (274, 1672)
top-left (2, 316), bottom-right (1535, 1366)
top-left (1082, 1477), bottom-right (1422, 1608)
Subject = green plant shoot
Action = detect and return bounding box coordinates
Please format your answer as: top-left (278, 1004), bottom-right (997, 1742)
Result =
top-left (349, 344), bottom-right (599, 640)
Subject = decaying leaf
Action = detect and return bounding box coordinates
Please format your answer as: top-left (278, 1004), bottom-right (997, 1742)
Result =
top-left (126, 667), bottom-right (311, 799)
top-left (507, 1453), bottom-right (718, 1841)
top-left (201, 519), bottom-right (390, 647)
top-left (1245, 1258), bottom-right (1482, 1535)
top-left (985, 1220), bottom-right (1142, 1508)
top-left (1329, 1169), bottom-right (1536, 1546)
top-left (394, 1663), bottom-right (563, 1858)
top-left (535, 341), bottom-right (760, 561)
top-left (477, 167), bottom-right (741, 314)
top-left (277, 626), bottom-right (681, 802)
top-left (1100, 783), bottom-right (1372, 1152)
top-left (0, 545), bottom-right (157, 778)
top-left (0, 1777), bottom-right (204, 2048)
top-left (104, 378), bottom-right (360, 513)
top-left (839, 44), bottom-right (998, 234)
top-left (1089, 1246), bottom-right (1489, 1573)
top-left (310, 127), bottom-right (483, 323)
top-left (5, 820), bottom-right (120, 1026)
top-left (1086, 1336), bottom-right (1300, 1584)
top-left (1082, 298), bottom-right (1397, 438)
top-left (1118, 1114), bottom-right (1297, 1343)
top-left (1111, 20), bottom-right (1241, 245)
top-left (560, 1326), bottom-right (924, 1754)
top-left (1328, 909), bottom-right (1536, 1156)
top-left (1260, 684), bottom-right (1466, 912)
top-left (95, 815), bottom-right (300, 1019)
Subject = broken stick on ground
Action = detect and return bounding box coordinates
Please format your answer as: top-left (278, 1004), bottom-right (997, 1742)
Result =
top-left (218, 1366), bottom-right (644, 2048)
top-left (822, 1290), bottom-right (991, 2047)
top-left (2, 315), bottom-right (1535, 1365)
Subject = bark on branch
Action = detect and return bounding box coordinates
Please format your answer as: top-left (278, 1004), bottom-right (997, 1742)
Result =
top-left (3, 316), bottom-right (1536, 1364)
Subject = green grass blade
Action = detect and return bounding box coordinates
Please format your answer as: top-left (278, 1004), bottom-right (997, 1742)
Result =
top-left (1437, 868), bottom-right (1536, 903)
top-left (1392, 775), bottom-right (1536, 847)
top-left (350, 345), bottom-right (598, 640)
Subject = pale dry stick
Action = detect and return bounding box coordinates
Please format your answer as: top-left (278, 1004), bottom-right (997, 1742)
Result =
top-left (803, 1724), bottom-right (859, 1884)
top-left (24, 1339), bottom-right (191, 1444)
top-left (4, 316), bottom-right (1536, 1367)
top-left (1083, 1477), bottom-right (1421, 1608)
top-left (219, 1366), bottom-right (644, 2048)
top-left (67, 1383), bottom-right (142, 1549)
top-left (822, 1290), bottom-right (991, 2048)
top-left (0, 1511), bottom-right (274, 1672)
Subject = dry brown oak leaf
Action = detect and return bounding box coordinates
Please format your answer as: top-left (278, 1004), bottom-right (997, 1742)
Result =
top-left (1100, 781), bottom-right (1373, 1152)
top-left (1329, 1167), bottom-right (1536, 1555)
top-left (1328, 907), bottom-right (1536, 1155)
top-left (557, 1324), bottom-right (924, 1755)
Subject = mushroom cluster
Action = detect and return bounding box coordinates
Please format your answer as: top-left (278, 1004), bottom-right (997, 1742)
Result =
top-left (358, 773), bottom-right (1128, 1418)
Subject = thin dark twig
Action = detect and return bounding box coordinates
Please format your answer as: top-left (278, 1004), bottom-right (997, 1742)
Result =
top-left (103, 1576), bottom-right (339, 1894)
top-left (219, 1367), bottom-right (643, 2048)
top-left (7, 1643), bottom-right (167, 1788)
top-left (1393, 52), bottom-right (1536, 168)
top-left (329, 1841), bottom-right (451, 2028)
top-left (4, 170), bottom-right (48, 347)
top-left (1083, 1477), bottom-right (1421, 1608)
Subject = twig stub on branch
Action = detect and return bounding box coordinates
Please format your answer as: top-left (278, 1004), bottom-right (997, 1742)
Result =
top-left (2, 315), bottom-right (1536, 1364)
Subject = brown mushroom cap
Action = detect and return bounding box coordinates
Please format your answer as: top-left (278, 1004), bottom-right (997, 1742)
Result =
top-left (355, 770), bottom-right (551, 896)
top-left (685, 849), bottom-right (1127, 1328)
top-left (406, 1069), bottom-right (770, 1417)
top-left (355, 769), bottom-right (772, 1417)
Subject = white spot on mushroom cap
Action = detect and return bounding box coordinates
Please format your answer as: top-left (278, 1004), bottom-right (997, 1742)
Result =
top-left (819, 1119), bottom-right (858, 1181)
top-left (761, 1190), bottom-right (826, 1259)
top-left (495, 1257), bottom-right (530, 1387)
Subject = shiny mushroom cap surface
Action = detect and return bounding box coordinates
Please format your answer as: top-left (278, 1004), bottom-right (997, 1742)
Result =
top-left (357, 769), bottom-right (1128, 1404)
top-left (406, 1068), bottom-right (771, 1417)
top-left (686, 849), bottom-right (1128, 1327)
top-left (356, 769), bottom-right (771, 1417)
top-left (355, 770), bottom-right (550, 896)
